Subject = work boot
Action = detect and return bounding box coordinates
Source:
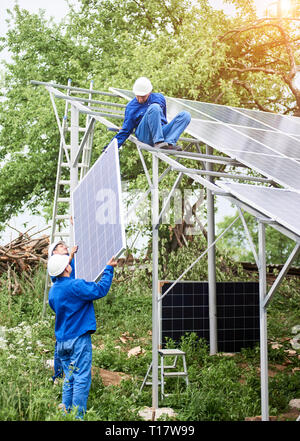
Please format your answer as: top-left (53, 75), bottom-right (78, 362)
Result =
top-left (168, 144), bottom-right (182, 151)
top-left (154, 142), bottom-right (169, 149)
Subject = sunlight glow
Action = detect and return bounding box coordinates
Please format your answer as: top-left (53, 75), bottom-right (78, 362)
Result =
top-left (293, 71), bottom-right (300, 91)
top-left (256, 0), bottom-right (299, 18)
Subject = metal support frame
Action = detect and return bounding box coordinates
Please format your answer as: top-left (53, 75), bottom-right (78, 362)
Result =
top-left (33, 79), bottom-right (300, 420)
top-left (258, 221), bottom-right (269, 421)
top-left (151, 154), bottom-right (159, 410)
top-left (206, 145), bottom-right (218, 355)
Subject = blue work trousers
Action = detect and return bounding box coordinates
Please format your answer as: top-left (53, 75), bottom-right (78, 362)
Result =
top-left (53, 341), bottom-right (63, 382)
top-left (57, 332), bottom-right (92, 419)
top-left (135, 103), bottom-right (191, 146)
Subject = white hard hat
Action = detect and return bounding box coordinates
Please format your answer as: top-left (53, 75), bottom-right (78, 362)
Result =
top-left (47, 254), bottom-right (70, 277)
top-left (48, 240), bottom-right (66, 258)
top-left (132, 77), bottom-right (153, 96)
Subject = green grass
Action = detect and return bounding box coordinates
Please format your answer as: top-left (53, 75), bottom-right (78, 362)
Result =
top-left (0, 259), bottom-right (300, 421)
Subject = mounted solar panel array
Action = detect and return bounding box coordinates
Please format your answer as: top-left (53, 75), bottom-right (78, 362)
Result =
top-left (72, 139), bottom-right (126, 282)
top-left (218, 183), bottom-right (300, 238)
top-left (111, 88), bottom-right (300, 194)
top-left (160, 281), bottom-right (260, 352)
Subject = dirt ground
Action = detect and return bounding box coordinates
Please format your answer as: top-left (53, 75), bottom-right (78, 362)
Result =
top-left (92, 366), bottom-right (131, 386)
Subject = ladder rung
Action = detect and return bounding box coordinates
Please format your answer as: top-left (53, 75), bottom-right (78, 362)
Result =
top-left (59, 180), bottom-right (70, 185)
top-left (61, 162), bottom-right (88, 168)
top-left (56, 215), bottom-right (70, 220)
top-left (67, 127), bottom-right (87, 132)
top-left (54, 232), bottom-right (70, 237)
top-left (145, 381), bottom-right (162, 386)
top-left (57, 197), bottom-right (70, 203)
top-left (163, 372), bottom-right (187, 377)
top-left (159, 349), bottom-right (185, 355)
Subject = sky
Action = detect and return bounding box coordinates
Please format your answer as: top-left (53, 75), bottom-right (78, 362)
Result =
top-left (0, 0), bottom-right (273, 244)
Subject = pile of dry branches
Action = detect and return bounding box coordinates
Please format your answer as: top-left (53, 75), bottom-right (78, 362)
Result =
top-left (0, 226), bottom-right (50, 294)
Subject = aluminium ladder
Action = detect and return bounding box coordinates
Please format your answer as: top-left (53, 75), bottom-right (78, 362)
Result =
top-left (39, 79), bottom-right (126, 317)
top-left (42, 80), bottom-right (96, 316)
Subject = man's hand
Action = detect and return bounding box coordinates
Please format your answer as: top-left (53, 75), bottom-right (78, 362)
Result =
top-left (70, 245), bottom-right (78, 259)
top-left (107, 256), bottom-right (118, 267)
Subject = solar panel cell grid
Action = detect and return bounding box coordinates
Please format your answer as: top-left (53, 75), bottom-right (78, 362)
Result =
top-left (161, 281), bottom-right (259, 352)
top-left (73, 139), bottom-right (126, 281)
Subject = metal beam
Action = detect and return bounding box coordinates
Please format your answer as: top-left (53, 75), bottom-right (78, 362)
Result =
top-left (206, 145), bottom-right (217, 355)
top-left (171, 166), bottom-right (272, 183)
top-left (137, 142), bottom-right (242, 166)
top-left (158, 172), bottom-right (184, 224)
top-left (151, 154), bottom-right (159, 411)
top-left (73, 117), bottom-right (95, 167)
top-left (31, 79), bottom-right (120, 97)
top-left (237, 207), bottom-right (259, 267)
top-left (158, 215), bottom-right (240, 303)
top-left (263, 242), bottom-right (300, 308)
top-left (258, 221), bottom-right (269, 421)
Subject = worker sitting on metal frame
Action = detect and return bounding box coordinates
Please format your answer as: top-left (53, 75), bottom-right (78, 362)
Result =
top-left (47, 253), bottom-right (117, 419)
top-left (110, 77), bottom-right (191, 152)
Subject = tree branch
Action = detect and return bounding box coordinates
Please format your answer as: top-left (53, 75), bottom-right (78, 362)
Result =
top-left (232, 80), bottom-right (273, 112)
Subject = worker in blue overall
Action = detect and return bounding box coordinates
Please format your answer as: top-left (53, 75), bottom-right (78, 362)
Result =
top-left (48, 240), bottom-right (78, 382)
top-left (111, 77), bottom-right (191, 151)
top-left (47, 253), bottom-right (117, 419)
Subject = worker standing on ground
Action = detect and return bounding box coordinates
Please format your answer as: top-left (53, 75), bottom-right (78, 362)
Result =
top-left (48, 240), bottom-right (78, 382)
top-left (47, 253), bottom-right (117, 419)
top-left (111, 77), bottom-right (191, 151)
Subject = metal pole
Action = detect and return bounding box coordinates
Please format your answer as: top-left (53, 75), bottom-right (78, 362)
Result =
top-left (206, 145), bottom-right (217, 355)
top-left (70, 104), bottom-right (79, 247)
top-left (258, 221), bottom-right (269, 421)
top-left (152, 154), bottom-right (159, 411)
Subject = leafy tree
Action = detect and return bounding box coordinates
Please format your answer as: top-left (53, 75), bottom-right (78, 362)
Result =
top-left (0, 0), bottom-right (299, 257)
top-left (215, 4), bottom-right (300, 114)
top-left (217, 209), bottom-right (300, 265)
top-left (0, 0), bottom-right (239, 236)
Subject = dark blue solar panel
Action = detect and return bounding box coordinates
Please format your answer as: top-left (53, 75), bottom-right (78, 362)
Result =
top-left (161, 281), bottom-right (259, 352)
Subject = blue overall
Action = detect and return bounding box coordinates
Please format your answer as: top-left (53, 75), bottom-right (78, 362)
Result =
top-left (49, 265), bottom-right (114, 418)
top-left (114, 93), bottom-right (191, 148)
top-left (135, 103), bottom-right (191, 147)
top-left (52, 258), bottom-right (75, 382)
top-left (56, 333), bottom-right (92, 419)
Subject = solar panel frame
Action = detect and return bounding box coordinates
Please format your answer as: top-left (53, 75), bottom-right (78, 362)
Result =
top-left (218, 182), bottom-right (300, 237)
top-left (111, 88), bottom-right (300, 192)
top-left (160, 281), bottom-right (260, 352)
top-left (166, 96), bottom-right (271, 130)
top-left (72, 138), bottom-right (126, 281)
top-left (233, 106), bottom-right (300, 136)
top-left (168, 95), bottom-right (300, 136)
top-left (186, 118), bottom-right (300, 192)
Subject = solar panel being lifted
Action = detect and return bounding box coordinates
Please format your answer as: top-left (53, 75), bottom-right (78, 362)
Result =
top-left (72, 139), bottom-right (126, 281)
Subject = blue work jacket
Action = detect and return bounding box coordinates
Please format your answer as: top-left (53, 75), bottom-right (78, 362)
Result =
top-left (48, 265), bottom-right (114, 342)
top-left (114, 92), bottom-right (168, 148)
